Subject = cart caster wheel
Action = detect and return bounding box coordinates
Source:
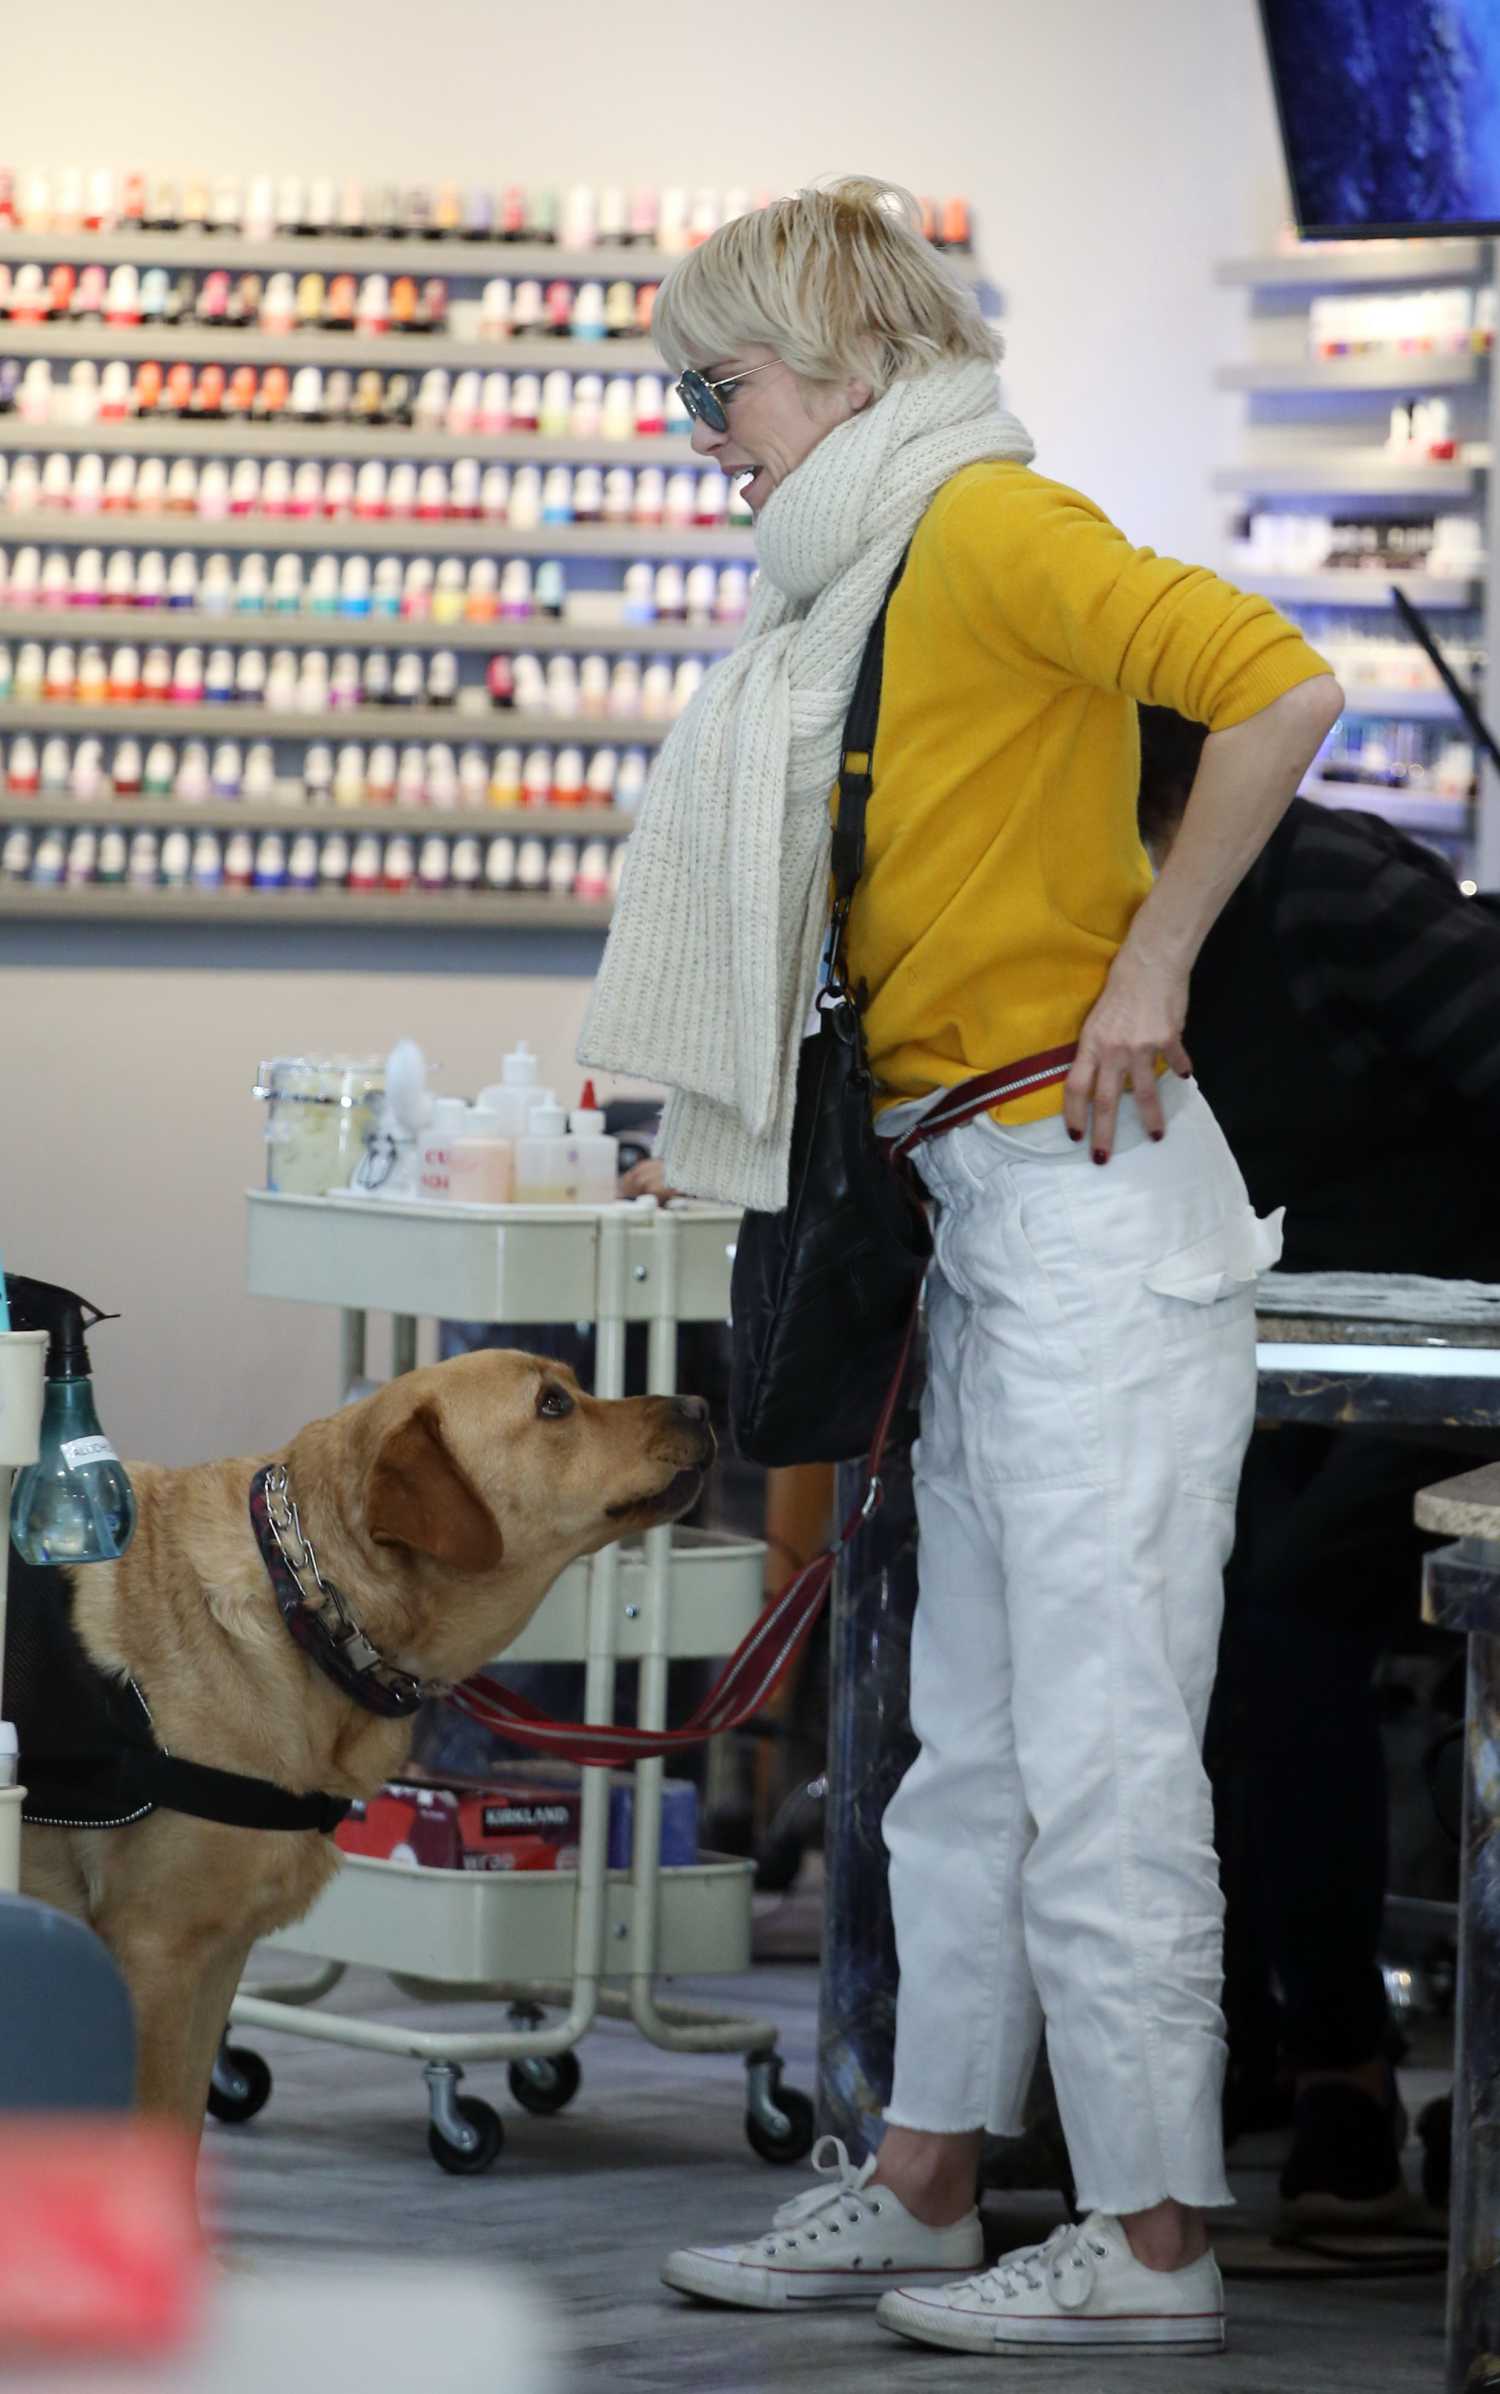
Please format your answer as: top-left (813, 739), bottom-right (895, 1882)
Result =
top-left (206, 2043), bottom-right (272, 2126)
top-left (508, 2052), bottom-right (581, 2117)
top-left (428, 2097), bottom-right (505, 2175)
top-left (745, 2084), bottom-right (816, 2165)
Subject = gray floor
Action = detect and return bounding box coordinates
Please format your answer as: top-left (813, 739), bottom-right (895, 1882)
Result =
top-left (213, 1922), bottom-right (1451, 2393)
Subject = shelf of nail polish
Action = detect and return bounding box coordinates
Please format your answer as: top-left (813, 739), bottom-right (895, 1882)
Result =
top-left (0, 887), bottom-right (617, 927)
top-left (0, 606), bottom-right (740, 656)
top-left (0, 324), bottom-right (668, 370)
top-left (1, 357), bottom-right (704, 440)
top-left (2, 794), bottom-right (635, 837)
top-left (0, 820), bottom-right (623, 908)
top-left (1, 730), bottom-right (653, 812)
top-left (0, 452), bottom-right (751, 530)
top-left (0, 170), bottom-right (976, 256)
top-left (0, 511), bottom-right (757, 560)
top-left (0, 424), bottom-right (705, 465)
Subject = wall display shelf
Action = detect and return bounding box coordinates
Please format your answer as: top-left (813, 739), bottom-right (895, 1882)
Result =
top-left (0, 324), bottom-right (667, 371)
top-left (0, 885), bottom-right (614, 927)
top-left (0, 511), bottom-right (757, 560)
top-left (0, 422), bottom-right (705, 465)
top-left (0, 797), bottom-right (633, 837)
top-left (0, 608), bottom-right (738, 656)
top-left (1244, 570), bottom-right (1485, 608)
top-left (0, 702), bottom-right (673, 744)
top-left (1212, 457), bottom-right (1481, 499)
top-left (1217, 355), bottom-right (1485, 395)
top-left (1303, 777), bottom-right (1471, 835)
top-left (1216, 243), bottom-right (1490, 291)
top-left (1335, 685), bottom-right (1470, 721)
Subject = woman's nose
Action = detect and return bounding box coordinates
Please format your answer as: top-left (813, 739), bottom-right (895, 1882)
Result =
top-left (690, 418), bottom-right (724, 456)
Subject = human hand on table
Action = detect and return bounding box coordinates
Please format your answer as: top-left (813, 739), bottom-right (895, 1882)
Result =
top-left (620, 1156), bottom-right (685, 1202)
top-left (1062, 937), bottom-right (1193, 1164)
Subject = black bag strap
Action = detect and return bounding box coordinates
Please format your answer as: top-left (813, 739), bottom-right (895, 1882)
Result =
top-left (828, 551), bottom-right (910, 966)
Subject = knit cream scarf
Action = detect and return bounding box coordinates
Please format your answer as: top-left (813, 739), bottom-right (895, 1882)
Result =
top-left (577, 358), bottom-right (1035, 1210)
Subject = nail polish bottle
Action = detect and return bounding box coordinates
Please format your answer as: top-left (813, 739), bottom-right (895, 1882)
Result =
top-left (576, 655), bottom-right (609, 719)
top-left (414, 465), bottom-right (447, 521)
top-left (597, 187), bottom-right (627, 247)
top-left (257, 365), bottom-right (291, 423)
top-left (143, 738), bottom-right (176, 796)
top-left (47, 263), bottom-right (76, 318)
top-left (39, 734), bottom-right (70, 793)
top-left (40, 453), bottom-right (73, 510)
top-left (197, 268), bottom-right (231, 325)
top-left (272, 174), bottom-right (303, 237)
top-left (43, 639), bottom-right (76, 699)
top-left (416, 833), bottom-right (449, 891)
top-left (456, 744), bottom-right (488, 810)
top-left (136, 643), bottom-right (169, 703)
top-left (7, 732), bottom-right (38, 792)
top-left (360, 649), bottom-right (390, 707)
top-left (465, 558), bottom-right (499, 622)
top-left (510, 465), bottom-right (543, 529)
top-left (305, 176), bottom-right (336, 235)
top-left (425, 742), bottom-right (459, 810)
top-left (319, 830), bottom-right (350, 887)
top-left (572, 282), bottom-right (607, 342)
top-left (569, 467), bottom-right (603, 527)
top-left (510, 652), bottom-right (544, 713)
top-left (537, 369), bottom-right (570, 439)
top-left (170, 645), bottom-right (204, 705)
top-left (499, 559), bottom-right (533, 620)
top-left (390, 742), bottom-right (423, 808)
top-left (512, 279), bottom-right (544, 336)
top-left (17, 359), bottom-right (53, 424)
top-left (64, 828), bottom-right (97, 888)
top-left (95, 360), bottom-right (131, 423)
top-left (485, 833), bottom-right (516, 889)
top-left (191, 830), bottom-right (223, 888)
top-left (684, 561), bottom-right (717, 623)
top-left (480, 465), bottom-right (511, 520)
top-left (165, 553), bottom-right (198, 610)
top-left (261, 460), bottom-right (293, 517)
top-left (663, 472), bottom-right (695, 529)
top-left (516, 834), bottom-right (548, 889)
top-left (671, 658), bottom-right (704, 716)
top-left (10, 262), bottom-right (47, 323)
top-left (715, 564), bottom-right (751, 621)
top-left (544, 280), bottom-right (573, 340)
top-left (224, 460), bottom-right (259, 521)
top-left (198, 461), bottom-right (230, 520)
top-left (286, 830), bottom-right (319, 891)
top-left (236, 554), bottom-right (269, 612)
top-left (475, 375), bottom-right (510, 442)
top-left (227, 363), bottom-right (259, 418)
top-left (248, 737), bottom-right (281, 802)
top-left (348, 368), bottom-right (382, 427)
top-left (389, 651), bottom-right (423, 707)
top-left (126, 828), bottom-right (159, 888)
top-left (510, 372), bottom-right (542, 433)
top-left (532, 189), bottom-right (560, 245)
top-left (552, 743), bottom-right (586, 804)
top-left (164, 362), bottom-right (195, 418)
top-left (100, 448), bottom-right (139, 511)
top-left (546, 656), bottom-right (580, 718)
top-left (349, 460), bottom-right (386, 523)
top-left (387, 461), bottom-right (418, 518)
top-left (463, 186), bottom-right (495, 243)
top-left (350, 273), bottom-right (387, 340)
top-left (260, 271), bottom-right (296, 336)
top-left (420, 278), bottom-right (448, 332)
top-left (615, 748), bottom-right (649, 814)
top-left (329, 652), bottom-right (363, 711)
top-left (76, 642), bottom-right (109, 703)
top-left (599, 376), bottom-right (633, 443)
top-left (627, 189), bottom-right (658, 246)
top-left (348, 832), bottom-right (382, 892)
top-left (479, 278), bottom-right (513, 342)
top-left (297, 649), bottom-right (331, 713)
top-left (85, 166), bottom-right (116, 232)
top-left (38, 552), bottom-right (71, 613)
top-left (433, 558), bottom-right (466, 624)
top-left (211, 738), bottom-right (242, 797)
top-left (691, 471), bottom-right (725, 528)
top-left (594, 467), bottom-right (630, 529)
top-left (270, 554), bottom-right (304, 613)
top-left (372, 557), bottom-right (403, 617)
top-left (253, 831), bottom-right (287, 889)
top-left (295, 272), bottom-right (326, 331)
top-left (13, 638), bottom-right (44, 701)
top-left (499, 184), bottom-right (527, 241)
top-left (366, 739), bottom-right (397, 803)
top-left (70, 545), bottom-right (104, 608)
top-left (97, 549), bottom-right (131, 608)
top-left (541, 466), bottom-right (573, 525)
top-left (516, 745), bottom-right (551, 809)
top-left (442, 369), bottom-right (479, 438)
top-left (303, 741), bottom-right (335, 804)
top-left (306, 554), bottom-right (339, 616)
top-left (634, 375), bottom-right (666, 436)
top-left (290, 462), bottom-right (323, 519)
top-left (382, 833), bottom-right (416, 894)
top-left (632, 467), bottom-right (665, 527)
top-left (155, 825), bottom-right (187, 888)
top-left (561, 184), bottom-right (597, 252)
top-left (602, 280), bottom-right (635, 340)
top-left (608, 657), bottom-right (642, 718)
top-left (940, 197), bottom-right (972, 252)
top-left (534, 560), bottom-right (566, 618)
top-left (447, 459), bottom-right (479, 522)
top-left (194, 364), bottom-right (227, 417)
top-left (339, 555), bottom-right (372, 616)
top-left (324, 369), bottom-right (354, 424)
top-left (653, 563), bottom-right (687, 622)
top-left (239, 172), bottom-right (273, 240)
top-left (204, 645), bottom-right (236, 703)
top-left (487, 652), bottom-right (517, 709)
top-left (21, 168), bottom-right (52, 228)
top-left (586, 746), bottom-right (618, 806)
top-left (659, 188), bottom-right (690, 256)
top-left (291, 365), bottom-right (324, 422)
top-left (389, 274), bottom-right (419, 333)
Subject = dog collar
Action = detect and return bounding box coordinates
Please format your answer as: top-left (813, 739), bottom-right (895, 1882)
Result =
top-left (249, 1463), bottom-right (440, 1721)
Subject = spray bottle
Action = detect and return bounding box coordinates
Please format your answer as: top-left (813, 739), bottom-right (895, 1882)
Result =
top-left (5, 1276), bottom-right (136, 1565)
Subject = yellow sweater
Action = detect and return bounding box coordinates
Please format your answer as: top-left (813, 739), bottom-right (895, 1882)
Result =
top-left (849, 463), bottom-right (1332, 1123)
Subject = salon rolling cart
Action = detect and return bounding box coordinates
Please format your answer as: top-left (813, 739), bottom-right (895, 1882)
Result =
top-left (223, 1191), bottom-right (812, 2174)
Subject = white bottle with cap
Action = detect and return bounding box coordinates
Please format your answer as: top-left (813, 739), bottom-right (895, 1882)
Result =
top-left (476, 1036), bottom-right (543, 1142)
top-left (568, 1081), bottom-right (618, 1203)
top-left (419, 1095), bottom-right (470, 1201)
top-left (448, 1105), bottom-right (516, 1205)
top-left (515, 1096), bottom-right (578, 1204)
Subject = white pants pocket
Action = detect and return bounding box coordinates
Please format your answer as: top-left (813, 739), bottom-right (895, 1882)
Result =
top-left (1143, 1205), bottom-right (1279, 1501)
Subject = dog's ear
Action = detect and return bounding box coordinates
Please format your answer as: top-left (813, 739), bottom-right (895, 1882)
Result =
top-left (365, 1402), bottom-right (504, 1572)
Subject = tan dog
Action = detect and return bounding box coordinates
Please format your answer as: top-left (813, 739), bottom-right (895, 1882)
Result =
top-left (20, 1348), bottom-right (713, 2142)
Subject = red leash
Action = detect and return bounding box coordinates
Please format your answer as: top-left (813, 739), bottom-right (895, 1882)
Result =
top-left (447, 1044), bottom-right (1078, 1767)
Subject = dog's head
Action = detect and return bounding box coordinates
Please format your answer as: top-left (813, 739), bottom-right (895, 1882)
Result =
top-left (300, 1349), bottom-right (715, 1681)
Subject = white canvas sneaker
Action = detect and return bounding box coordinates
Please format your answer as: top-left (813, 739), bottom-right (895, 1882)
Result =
top-left (661, 2136), bottom-right (984, 2311)
top-left (876, 2212), bottom-right (1226, 2354)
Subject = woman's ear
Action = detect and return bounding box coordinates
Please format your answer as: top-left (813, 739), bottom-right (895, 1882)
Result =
top-left (365, 1401), bottom-right (504, 1572)
top-left (845, 378), bottom-right (874, 416)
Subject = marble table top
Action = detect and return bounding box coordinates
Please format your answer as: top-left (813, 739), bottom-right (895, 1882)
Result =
top-left (1415, 1461), bottom-right (1500, 1541)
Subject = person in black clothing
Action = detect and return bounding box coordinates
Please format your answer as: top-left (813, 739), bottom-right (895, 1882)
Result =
top-left (1139, 706), bottom-right (1500, 2230)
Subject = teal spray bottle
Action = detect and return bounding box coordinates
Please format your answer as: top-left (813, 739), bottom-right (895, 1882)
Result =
top-left (5, 1277), bottom-right (136, 1565)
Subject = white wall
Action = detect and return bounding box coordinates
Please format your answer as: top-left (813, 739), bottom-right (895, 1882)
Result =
top-left (0, 0), bottom-right (1293, 1463)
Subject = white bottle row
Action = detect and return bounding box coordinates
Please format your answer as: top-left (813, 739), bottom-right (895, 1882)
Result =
top-left (1, 819), bottom-right (623, 901)
top-left (1, 731), bottom-right (651, 810)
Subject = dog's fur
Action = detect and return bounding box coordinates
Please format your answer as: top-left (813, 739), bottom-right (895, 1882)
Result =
top-left (19, 1348), bottom-right (712, 2144)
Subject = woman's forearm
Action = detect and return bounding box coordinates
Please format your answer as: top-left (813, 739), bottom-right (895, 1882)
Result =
top-left (1127, 674), bottom-right (1344, 970)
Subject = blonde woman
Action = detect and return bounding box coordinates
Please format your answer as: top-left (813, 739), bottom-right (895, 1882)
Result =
top-left (580, 179), bottom-right (1341, 2358)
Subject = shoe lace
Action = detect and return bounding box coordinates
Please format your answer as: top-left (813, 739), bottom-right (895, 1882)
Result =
top-left (758, 2136), bottom-right (883, 2253)
top-left (956, 2220), bottom-right (1110, 2311)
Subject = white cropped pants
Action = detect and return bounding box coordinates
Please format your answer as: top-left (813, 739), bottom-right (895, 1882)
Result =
top-left (882, 1075), bottom-right (1282, 2214)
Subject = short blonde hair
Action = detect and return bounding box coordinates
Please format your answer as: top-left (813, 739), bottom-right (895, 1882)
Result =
top-left (652, 175), bottom-right (1001, 397)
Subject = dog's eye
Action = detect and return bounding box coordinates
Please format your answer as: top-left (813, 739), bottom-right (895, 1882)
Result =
top-left (536, 1385), bottom-right (575, 1421)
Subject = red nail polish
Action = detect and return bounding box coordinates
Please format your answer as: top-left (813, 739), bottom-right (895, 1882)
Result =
top-left (1067, 1127), bottom-right (1084, 1143)
top-left (1092, 1149), bottom-right (1108, 1166)
top-left (1150, 1130), bottom-right (1164, 1143)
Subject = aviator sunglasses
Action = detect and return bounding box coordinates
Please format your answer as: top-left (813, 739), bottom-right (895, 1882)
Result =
top-left (674, 358), bottom-right (780, 434)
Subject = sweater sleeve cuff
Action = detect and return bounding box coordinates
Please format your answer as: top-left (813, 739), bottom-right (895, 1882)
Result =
top-left (1207, 641), bottom-right (1336, 733)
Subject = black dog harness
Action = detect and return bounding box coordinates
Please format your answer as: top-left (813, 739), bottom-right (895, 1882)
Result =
top-left (5, 1548), bottom-right (351, 1837)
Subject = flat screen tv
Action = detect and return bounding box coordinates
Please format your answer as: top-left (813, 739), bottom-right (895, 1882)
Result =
top-left (1258, 0), bottom-right (1500, 237)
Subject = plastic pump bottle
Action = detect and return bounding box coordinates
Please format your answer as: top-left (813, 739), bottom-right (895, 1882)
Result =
top-left (477, 1037), bottom-right (541, 1144)
top-left (569, 1081), bottom-right (618, 1203)
top-left (515, 1098), bottom-right (577, 1203)
top-left (6, 1275), bottom-right (137, 1564)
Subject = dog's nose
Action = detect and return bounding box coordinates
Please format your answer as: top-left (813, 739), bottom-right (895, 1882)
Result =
top-left (671, 1395), bottom-right (710, 1426)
